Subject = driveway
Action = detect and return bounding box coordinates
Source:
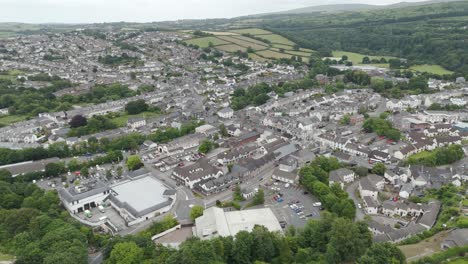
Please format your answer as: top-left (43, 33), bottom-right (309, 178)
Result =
top-left (346, 181), bottom-right (365, 220)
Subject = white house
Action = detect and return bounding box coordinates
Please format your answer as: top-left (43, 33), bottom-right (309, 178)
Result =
top-left (329, 168), bottom-right (356, 189)
top-left (128, 117), bottom-right (146, 130)
top-left (217, 107), bottom-right (234, 119)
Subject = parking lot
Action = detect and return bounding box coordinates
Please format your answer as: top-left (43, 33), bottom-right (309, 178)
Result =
top-left (264, 182), bottom-right (321, 228)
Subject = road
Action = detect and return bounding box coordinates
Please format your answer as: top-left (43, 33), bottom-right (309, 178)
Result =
top-left (346, 181), bottom-right (365, 220)
top-left (88, 252), bottom-right (103, 264)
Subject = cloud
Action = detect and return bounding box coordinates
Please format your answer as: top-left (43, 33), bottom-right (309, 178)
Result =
top-left (0, 0), bottom-right (429, 23)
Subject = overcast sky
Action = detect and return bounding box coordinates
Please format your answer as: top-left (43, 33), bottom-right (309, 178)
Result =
top-left (0, 0), bottom-right (429, 24)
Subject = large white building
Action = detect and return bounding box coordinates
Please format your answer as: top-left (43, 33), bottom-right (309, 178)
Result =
top-left (194, 207), bottom-right (282, 240)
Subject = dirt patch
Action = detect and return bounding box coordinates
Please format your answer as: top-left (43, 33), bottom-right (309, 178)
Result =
top-left (399, 231), bottom-right (450, 262)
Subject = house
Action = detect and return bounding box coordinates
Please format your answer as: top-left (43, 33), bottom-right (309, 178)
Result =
top-left (128, 117), bottom-right (146, 130)
top-left (359, 175), bottom-right (385, 198)
top-left (399, 183), bottom-right (414, 199)
top-left (193, 207), bottom-right (282, 240)
top-left (440, 229), bottom-right (468, 249)
top-left (143, 140), bottom-right (157, 150)
top-left (329, 168), bottom-right (356, 189)
top-left (242, 187), bottom-right (257, 199)
top-left (272, 168), bottom-right (297, 184)
top-left (172, 159), bottom-right (223, 189)
top-left (363, 196), bottom-right (379, 215)
top-left (278, 156), bottom-right (297, 172)
top-left (217, 107), bottom-right (234, 119)
top-left (384, 169), bottom-right (408, 185)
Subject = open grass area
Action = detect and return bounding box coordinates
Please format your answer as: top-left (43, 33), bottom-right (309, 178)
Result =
top-left (257, 34), bottom-right (295, 45)
top-left (0, 69), bottom-right (23, 81)
top-left (230, 35), bottom-right (270, 46)
top-left (248, 53), bottom-right (270, 62)
top-left (256, 50), bottom-right (293, 60)
top-left (0, 115), bottom-right (28, 126)
top-left (332, 50), bottom-right (396, 66)
top-left (0, 253), bottom-right (14, 261)
top-left (229, 28), bottom-right (272, 35)
top-left (410, 64), bottom-right (454, 75)
top-left (399, 230), bottom-right (449, 262)
top-left (185, 36), bottom-right (229, 48)
top-left (110, 112), bottom-right (159, 127)
top-left (217, 44), bottom-right (247, 53)
top-left (448, 257), bottom-right (468, 263)
top-left (272, 43), bottom-right (294, 50)
top-left (217, 36), bottom-right (268, 51)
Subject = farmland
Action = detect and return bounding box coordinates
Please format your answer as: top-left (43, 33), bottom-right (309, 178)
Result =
top-left (184, 28), bottom-right (314, 63)
top-left (332, 50), bottom-right (397, 67)
top-left (410, 64), bottom-right (454, 75)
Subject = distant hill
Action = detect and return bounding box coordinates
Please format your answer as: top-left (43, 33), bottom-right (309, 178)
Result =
top-left (265, 0), bottom-right (464, 15)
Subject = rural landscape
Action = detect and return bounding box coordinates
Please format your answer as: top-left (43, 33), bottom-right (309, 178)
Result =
top-left (0, 0), bottom-right (467, 264)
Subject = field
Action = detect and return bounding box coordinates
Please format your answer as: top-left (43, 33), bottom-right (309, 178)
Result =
top-left (0, 253), bottom-right (14, 262)
top-left (448, 258), bottom-right (468, 264)
top-left (217, 44), bottom-right (247, 53)
top-left (257, 34), bottom-right (295, 45)
top-left (110, 112), bottom-right (159, 127)
top-left (184, 28), bottom-right (314, 63)
top-left (332, 50), bottom-right (396, 67)
top-left (0, 115), bottom-right (28, 126)
top-left (185, 36), bottom-right (229, 48)
top-left (0, 69), bottom-right (23, 81)
top-left (410, 64), bottom-right (454, 75)
top-left (398, 231), bottom-right (449, 262)
top-left (229, 28), bottom-right (272, 35)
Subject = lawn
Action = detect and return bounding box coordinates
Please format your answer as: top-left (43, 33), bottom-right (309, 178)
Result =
top-left (217, 36), bottom-right (268, 51)
top-left (185, 36), bottom-right (229, 47)
top-left (410, 64), bottom-right (454, 75)
top-left (229, 28), bottom-right (272, 35)
top-left (332, 50), bottom-right (396, 66)
top-left (216, 44), bottom-right (247, 53)
top-left (256, 50), bottom-right (293, 60)
top-left (272, 43), bottom-right (294, 50)
top-left (448, 257), bottom-right (468, 263)
top-left (0, 253), bottom-right (14, 261)
top-left (0, 115), bottom-right (28, 126)
top-left (256, 34), bottom-right (295, 45)
top-left (399, 230), bottom-right (450, 262)
top-left (230, 35), bottom-right (270, 46)
top-left (248, 53), bottom-right (270, 62)
top-left (110, 112), bottom-right (159, 127)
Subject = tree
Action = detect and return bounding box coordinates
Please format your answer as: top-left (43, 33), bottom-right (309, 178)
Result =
top-left (69, 115), bottom-right (87, 128)
top-left (354, 166), bottom-right (368, 177)
top-left (45, 162), bottom-right (66, 177)
top-left (340, 114), bottom-right (351, 125)
top-left (341, 55), bottom-right (348, 61)
top-left (107, 242), bottom-right (143, 264)
top-left (362, 56), bottom-right (370, 64)
top-left (357, 242), bottom-right (405, 264)
top-left (219, 124), bottom-right (228, 137)
top-left (198, 140), bottom-right (214, 154)
top-left (371, 163), bottom-right (386, 176)
top-left (125, 99), bottom-right (148, 115)
top-left (190, 205), bottom-right (204, 221)
top-left (126, 155), bottom-right (143, 171)
top-left (252, 189), bottom-right (265, 206)
top-left (233, 185), bottom-right (245, 201)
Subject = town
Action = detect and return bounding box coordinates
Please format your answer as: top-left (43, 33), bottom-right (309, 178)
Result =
top-left (0, 16), bottom-right (467, 264)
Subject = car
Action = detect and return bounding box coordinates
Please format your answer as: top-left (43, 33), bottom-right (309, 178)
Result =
top-left (303, 191), bottom-right (309, 195)
top-left (306, 213), bottom-right (314, 217)
top-left (358, 203), bottom-right (362, 209)
top-left (319, 207), bottom-right (325, 211)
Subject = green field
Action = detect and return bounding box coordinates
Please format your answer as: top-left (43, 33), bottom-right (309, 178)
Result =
top-left (110, 112), bottom-right (159, 127)
top-left (229, 28), bottom-right (272, 35)
top-left (0, 115), bottom-right (28, 126)
top-left (184, 28), bottom-right (313, 63)
top-left (185, 36), bottom-right (229, 47)
top-left (0, 253), bottom-right (14, 261)
top-left (217, 36), bottom-right (268, 51)
top-left (217, 44), bottom-right (247, 52)
top-left (332, 50), bottom-right (396, 66)
top-left (0, 69), bottom-right (23, 81)
top-left (410, 64), bottom-right (454, 75)
top-left (257, 34), bottom-right (295, 45)
top-left (448, 258), bottom-right (468, 264)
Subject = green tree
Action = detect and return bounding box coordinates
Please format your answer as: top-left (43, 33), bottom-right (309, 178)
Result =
top-left (125, 99), bottom-right (148, 115)
top-left (45, 162), bottom-right (66, 177)
top-left (371, 163), bottom-right (386, 176)
top-left (219, 124), bottom-right (228, 137)
top-left (190, 205), bottom-right (204, 221)
top-left (252, 189), bottom-right (265, 205)
top-left (107, 242), bottom-right (143, 264)
top-left (357, 242), bottom-right (405, 264)
top-left (126, 155), bottom-right (143, 171)
top-left (198, 140), bottom-right (214, 154)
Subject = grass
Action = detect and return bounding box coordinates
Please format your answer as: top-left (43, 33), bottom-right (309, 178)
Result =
top-left (248, 53), bottom-right (270, 62)
top-left (0, 115), bottom-right (28, 126)
top-left (448, 257), bottom-right (468, 263)
top-left (272, 43), bottom-right (294, 50)
top-left (256, 50), bottom-right (294, 59)
top-left (398, 231), bottom-right (449, 262)
top-left (185, 37), bottom-right (229, 48)
top-left (0, 69), bottom-right (23, 81)
top-left (256, 34), bottom-right (295, 45)
top-left (410, 64), bottom-right (454, 75)
top-left (229, 28), bottom-right (272, 35)
top-left (463, 199), bottom-right (468, 207)
top-left (332, 50), bottom-right (396, 66)
top-left (229, 35), bottom-right (270, 46)
top-left (217, 36), bottom-right (268, 51)
top-left (217, 44), bottom-right (247, 53)
top-left (110, 112), bottom-right (159, 127)
top-left (0, 253), bottom-right (14, 261)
